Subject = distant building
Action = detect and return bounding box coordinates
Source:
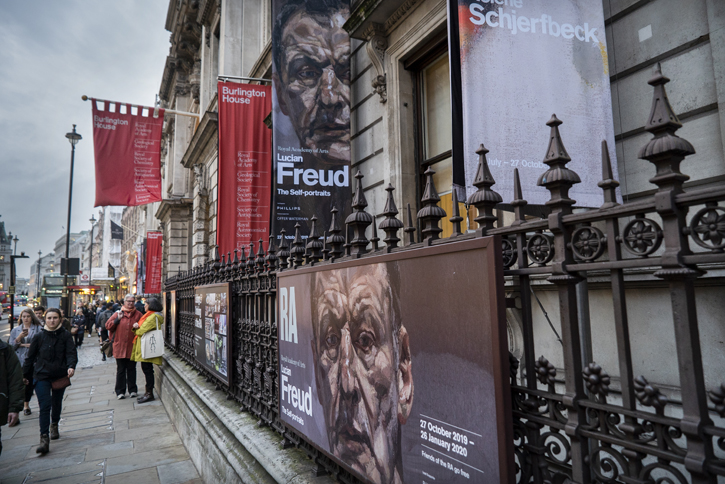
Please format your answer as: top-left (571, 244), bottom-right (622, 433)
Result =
top-left (14, 277), bottom-right (29, 296)
top-left (0, 220), bottom-right (11, 291)
top-left (28, 252), bottom-right (56, 299)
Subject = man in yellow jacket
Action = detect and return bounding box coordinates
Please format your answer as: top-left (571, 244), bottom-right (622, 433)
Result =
top-left (131, 297), bottom-right (164, 404)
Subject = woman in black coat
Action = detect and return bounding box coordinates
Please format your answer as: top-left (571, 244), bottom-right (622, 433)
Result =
top-left (22, 308), bottom-right (77, 455)
top-left (71, 309), bottom-right (86, 348)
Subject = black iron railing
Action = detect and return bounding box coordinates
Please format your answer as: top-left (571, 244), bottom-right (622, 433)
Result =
top-left (164, 65), bottom-right (725, 483)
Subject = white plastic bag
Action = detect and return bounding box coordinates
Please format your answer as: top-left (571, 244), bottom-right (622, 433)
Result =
top-left (141, 316), bottom-right (165, 359)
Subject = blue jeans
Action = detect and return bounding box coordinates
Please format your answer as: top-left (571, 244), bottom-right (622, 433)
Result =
top-left (35, 380), bottom-right (67, 436)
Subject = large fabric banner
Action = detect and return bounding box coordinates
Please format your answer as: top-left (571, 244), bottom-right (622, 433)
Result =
top-left (145, 231), bottom-right (163, 294)
top-left (91, 100), bottom-right (164, 207)
top-left (272, 0), bottom-right (352, 240)
top-left (217, 82), bottom-right (273, 256)
top-left (456, 1), bottom-right (616, 207)
top-left (278, 237), bottom-right (512, 484)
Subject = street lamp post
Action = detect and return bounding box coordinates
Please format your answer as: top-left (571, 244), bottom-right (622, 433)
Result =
top-left (88, 214), bottom-right (96, 303)
top-left (35, 250), bottom-right (42, 302)
top-left (62, 125), bottom-right (82, 319)
top-left (9, 247), bottom-right (29, 330)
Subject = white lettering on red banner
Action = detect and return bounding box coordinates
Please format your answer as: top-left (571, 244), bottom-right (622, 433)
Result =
top-left (91, 101), bottom-right (165, 207)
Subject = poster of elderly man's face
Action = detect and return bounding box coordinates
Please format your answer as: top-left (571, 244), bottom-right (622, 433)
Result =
top-left (272, 0), bottom-right (352, 239)
top-left (277, 238), bottom-right (514, 484)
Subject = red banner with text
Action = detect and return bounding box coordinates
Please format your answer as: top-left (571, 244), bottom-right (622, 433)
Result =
top-left (145, 231), bottom-right (163, 294)
top-left (217, 82), bottom-right (272, 256)
top-left (92, 100), bottom-right (165, 207)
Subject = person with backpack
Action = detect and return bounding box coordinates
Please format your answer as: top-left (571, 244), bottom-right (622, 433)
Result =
top-left (96, 303), bottom-right (113, 361)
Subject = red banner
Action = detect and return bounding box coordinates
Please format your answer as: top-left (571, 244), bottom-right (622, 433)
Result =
top-left (92, 100), bottom-right (165, 207)
top-left (217, 82), bottom-right (272, 257)
top-left (145, 231), bottom-right (163, 294)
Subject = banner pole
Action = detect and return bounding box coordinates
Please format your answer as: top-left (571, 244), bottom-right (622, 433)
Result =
top-left (81, 95), bottom-right (200, 119)
top-left (217, 75), bottom-right (272, 83)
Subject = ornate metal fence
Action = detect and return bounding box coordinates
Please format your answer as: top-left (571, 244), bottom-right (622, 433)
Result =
top-left (163, 66), bottom-right (725, 483)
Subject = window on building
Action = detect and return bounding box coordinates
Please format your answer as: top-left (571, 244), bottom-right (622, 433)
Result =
top-left (410, 39), bottom-right (471, 238)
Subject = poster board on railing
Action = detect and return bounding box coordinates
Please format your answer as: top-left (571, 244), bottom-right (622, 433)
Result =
top-left (193, 283), bottom-right (231, 385)
top-left (277, 237), bottom-right (513, 484)
top-left (167, 290), bottom-right (177, 349)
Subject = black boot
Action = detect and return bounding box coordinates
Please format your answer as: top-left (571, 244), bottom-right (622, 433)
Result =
top-left (36, 434), bottom-right (49, 454)
top-left (50, 423), bottom-right (59, 440)
top-left (137, 389), bottom-right (155, 404)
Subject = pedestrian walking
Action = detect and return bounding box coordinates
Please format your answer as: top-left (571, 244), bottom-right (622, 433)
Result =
top-left (22, 308), bottom-right (77, 455)
top-left (33, 306), bottom-right (45, 326)
top-left (131, 297), bottom-right (164, 404)
top-left (81, 305), bottom-right (94, 336)
top-left (59, 309), bottom-right (72, 332)
top-left (134, 296), bottom-right (145, 314)
top-left (71, 309), bottom-right (86, 348)
top-left (106, 295), bottom-right (142, 399)
top-left (0, 336), bottom-right (24, 456)
top-left (96, 303), bottom-right (113, 361)
top-left (8, 308), bottom-right (43, 416)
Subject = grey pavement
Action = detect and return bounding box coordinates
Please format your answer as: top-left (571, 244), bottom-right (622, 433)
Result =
top-left (0, 336), bottom-right (201, 484)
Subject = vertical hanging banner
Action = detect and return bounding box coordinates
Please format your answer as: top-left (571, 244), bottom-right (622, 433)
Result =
top-left (456, 0), bottom-right (616, 207)
top-left (91, 100), bottom-right (165, 207)
top-left (145, 231), bottom-right (163, 294)
top-left (272, 0), bottom-right (352, 239)
top-left (217, 82), bottom-right (273, 256)
top-left (137, 239), bottom-right (146, 295)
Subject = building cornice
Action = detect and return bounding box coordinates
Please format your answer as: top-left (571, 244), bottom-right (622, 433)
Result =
top-left (156, 198), bottom-right (193, 222)
top-left (181, 111), bottom-right (219, 168)
top-left (344, 0), bottom-right (425, 39)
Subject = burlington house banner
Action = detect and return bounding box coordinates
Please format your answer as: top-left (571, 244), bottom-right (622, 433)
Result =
top-left (91, 100), bottom-right (165, 207)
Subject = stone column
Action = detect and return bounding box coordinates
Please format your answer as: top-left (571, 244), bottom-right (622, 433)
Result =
top-left (192, 164), bottom-right (209, 267)
top-left (706, 0), bottom-right (725, 154)
top-left (172, 84), bottom-right (192, 198)
top-left (219, 0), bottom-right (243, 77)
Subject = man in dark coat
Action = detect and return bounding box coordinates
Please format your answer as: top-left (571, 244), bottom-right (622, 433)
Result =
top-left (134, 296), bottom-right (145, 314)
top-left (0, 340), bottom-right (24, 455)
top-left (96, 303), bottom-right (114, 361)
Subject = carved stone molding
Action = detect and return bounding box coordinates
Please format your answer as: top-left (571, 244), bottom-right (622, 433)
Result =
top-left (174, 79), bottom-right (191, 97)
top-left (190, 56), bottom-right (201, 103)
top-left (193, 164), bottom-right (208, 196)
top-left (364, 23), bottom-right (387, 103)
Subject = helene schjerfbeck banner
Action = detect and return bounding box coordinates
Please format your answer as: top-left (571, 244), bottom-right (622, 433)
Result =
top-left (272, 0), bottom-right (352, 239)
top-left (278, 238), bottom-right (513, 484)
top-left (91, 100), bottom-right (164, 207)
top-left (217, 82), bottom-right (272, 257)
top-left (457, 0), bottom-right (617, 207)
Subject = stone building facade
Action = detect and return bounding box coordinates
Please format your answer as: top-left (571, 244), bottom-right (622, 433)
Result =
top-left (152, 0), bottom-right (725, 387)
top-left (150, 1), bottom-right (725, 481)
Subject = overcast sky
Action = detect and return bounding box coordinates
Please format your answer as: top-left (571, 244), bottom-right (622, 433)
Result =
top-left (0, 1), bottom-right (170, 278)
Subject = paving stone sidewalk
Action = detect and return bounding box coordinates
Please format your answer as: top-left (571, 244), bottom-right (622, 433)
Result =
top-left (0, 338), bottom-right (201, 484)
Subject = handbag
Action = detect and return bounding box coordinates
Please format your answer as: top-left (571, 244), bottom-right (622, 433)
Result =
top-left (141, 315), bottom-right (165, 359)
top-left (70, 326), bottom-right (78, 335)
top-left (101, 339), bottom-right (113, 358)
top-left (52, 375), bottom-right (71, 390)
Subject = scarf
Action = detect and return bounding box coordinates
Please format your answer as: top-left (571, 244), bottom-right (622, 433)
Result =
top-left (132, 311), bottom-right (159, 344)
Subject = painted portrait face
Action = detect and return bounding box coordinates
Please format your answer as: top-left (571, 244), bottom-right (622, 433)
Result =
top-left (312, 264), bottom-right (413, 484)
top-left (275, 8), bottom-right (351, 164)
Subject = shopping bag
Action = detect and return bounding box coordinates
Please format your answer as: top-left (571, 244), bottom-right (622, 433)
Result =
top-left (141, 316), bottom-right (165, 359)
